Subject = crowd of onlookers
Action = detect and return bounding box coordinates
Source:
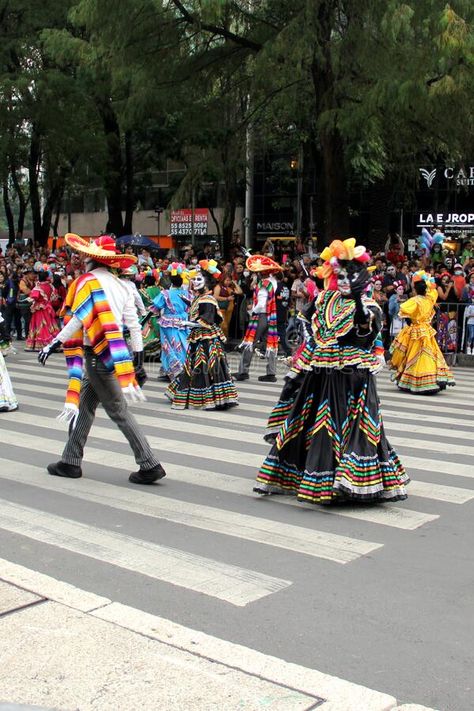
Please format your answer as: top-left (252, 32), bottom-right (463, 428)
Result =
top-left (1, 232), bottom-right (474, 357)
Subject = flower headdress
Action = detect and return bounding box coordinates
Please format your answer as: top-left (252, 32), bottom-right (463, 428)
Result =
top-left (167, 261), bottom-right (186, 276)
top-left (314, 238), bottom-right (370, 289)
top-left (198, 259), bottom-right (221, 278)
top-left (412, 270), bottom-right (436, 290)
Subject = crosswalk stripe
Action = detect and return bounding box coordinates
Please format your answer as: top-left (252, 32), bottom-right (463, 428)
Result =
top-left (0, 425), bottom-right (440, 530)
top-left (8, 358), bottom-right (474, 386)
top-left (8, 366), bottom-right (472, 418)
top-left (407, 480), bottom-right (474, 504)
top-left (12, 377), bottom-right (474, 440)
top-left (9, 360), bottom-right (473, 394)
top-left (7, 396), bottom-right (474, 459)
top-left (0, 460), bottom-right (383, 564)
top-left (0, 498), bottom-right (291, 606)
top-left (5, 402), bottom-right (472, 505)
top-left (383, 454), bottom-right (473, 480)
top-left (12, 390), bottom-right (474, 456)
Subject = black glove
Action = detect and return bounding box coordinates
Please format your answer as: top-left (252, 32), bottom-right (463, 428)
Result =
top-left (353, 292), bottom-right (370, 327)
top-left (38, 338), bottom-right (62, 366)
top-left (349, 267), bottom-right (370, 298)
top-left (133, 351), bottom-right (148, 387)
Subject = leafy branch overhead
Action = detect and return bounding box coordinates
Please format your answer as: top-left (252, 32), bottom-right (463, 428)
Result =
top-left (0, 0), bottom-right (473, 244)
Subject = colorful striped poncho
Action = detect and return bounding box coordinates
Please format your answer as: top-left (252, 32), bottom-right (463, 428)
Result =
top-left (59, 272), bottom-right (141, 424)
top-left (240, 277), bottom-right (279, 354)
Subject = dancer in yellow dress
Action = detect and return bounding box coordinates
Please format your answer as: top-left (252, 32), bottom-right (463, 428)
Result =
top-left (390, 271), bottom-right (455, 394)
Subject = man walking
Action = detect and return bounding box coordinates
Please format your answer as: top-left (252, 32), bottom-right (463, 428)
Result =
top-left (235, 254), bottom-right (282, 383)
top-left (38, 233), bottom-right (166, 485)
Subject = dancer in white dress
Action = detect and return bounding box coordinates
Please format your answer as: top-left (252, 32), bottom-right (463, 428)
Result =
top-left (0, 314), bottom-right (18, 412)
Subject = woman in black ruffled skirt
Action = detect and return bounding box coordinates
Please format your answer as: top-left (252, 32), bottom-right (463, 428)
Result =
top-left (254, 238), bottom-right (408, 505)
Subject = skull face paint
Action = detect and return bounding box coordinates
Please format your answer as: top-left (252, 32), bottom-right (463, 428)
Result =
top-left (191, 274), bottom-right (206, 291)
top-left (337, 268), bottom-right (351, 295)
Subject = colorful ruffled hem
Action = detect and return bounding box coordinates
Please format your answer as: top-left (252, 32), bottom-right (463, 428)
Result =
top-left (255, 450), bottom-right (409, 504)
top-left (166, 379), bottom-right (238, 410)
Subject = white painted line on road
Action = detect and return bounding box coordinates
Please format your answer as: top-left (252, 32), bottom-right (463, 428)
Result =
top-left (14, 381), bottom-right (473, 445)
top-left (8, 405), bottom-right (474, 465)
top-left (9, 365), bottom-right (471, 418)
top-left (0, 460), bottom-right (383, 564)
top-left (407, 480), bottom-right (474, 504)
top-left (15, 390), bottom-right (474, 448)
top-left (0, 499), bottom-right (291, 606)
top-left (9, 358), bottom-right (474, 389)
top-left (0, 431), bottom-right (440, 531)
top-left (5, 409), bottom-right (266, 466)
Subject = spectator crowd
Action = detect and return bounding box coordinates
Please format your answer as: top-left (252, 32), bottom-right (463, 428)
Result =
top-left (1, 231), bottom-right (474, 359)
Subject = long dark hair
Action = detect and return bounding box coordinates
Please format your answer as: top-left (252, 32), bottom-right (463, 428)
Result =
top-left (414, 280), bottom-right (427, 296)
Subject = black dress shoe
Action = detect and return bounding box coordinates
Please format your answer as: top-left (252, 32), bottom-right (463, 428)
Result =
top-left (234, 373), bottom-right (249, 381)
top-left (129, 463), bottom-right (167, 484)
top-left (258, 374), bottom-right (277, 382)
top-left (47, 461), bottom-right (82, 478)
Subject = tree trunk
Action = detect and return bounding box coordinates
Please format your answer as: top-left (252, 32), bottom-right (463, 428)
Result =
top-left (52, 186), bottom-right (65, 237)
top-left (320, 131), bottom-right (350, 240)
top-left (2, 181), bottom-right (16, 244)
top-left (28, 123), bottom-right (44, 245)
top-left (123, 130), bottom-right (134, 235)
top-left (11, 165), bottom-right (27, 238)
top-left (40, 170), bottom-right (66, 244)
top-left (365, 179), bottom-right (394, 251)
top-left (221, 141), bottom-right (238, 255)
top-left (98, 100), bottom-right (124, 236)
top-left (309, 1), bottom-right (350, 244)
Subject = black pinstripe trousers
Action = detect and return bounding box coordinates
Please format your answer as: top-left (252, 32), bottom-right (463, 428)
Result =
top-left (62, 351), bottom-right (159, 471)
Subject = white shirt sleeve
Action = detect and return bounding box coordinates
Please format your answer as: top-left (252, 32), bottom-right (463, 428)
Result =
top-left (56, 315), bottom-right (83, 343)
top-left (123, 288), bottom-right (143, 352)
top-left (134, 289), bottom-right (147, 317)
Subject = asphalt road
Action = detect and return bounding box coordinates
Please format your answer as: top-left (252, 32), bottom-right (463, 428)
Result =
top-left (0, 350), bottom-right (473, 711)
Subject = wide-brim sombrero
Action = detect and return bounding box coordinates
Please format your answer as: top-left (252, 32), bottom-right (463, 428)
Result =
top-left (246, 254), bottom-right (282, 272)
top-left (65, 233), bottom-right (137, 269)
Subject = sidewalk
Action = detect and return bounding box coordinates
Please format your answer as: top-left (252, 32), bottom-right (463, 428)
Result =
top-left (0, 561), bottom-right (438, 711)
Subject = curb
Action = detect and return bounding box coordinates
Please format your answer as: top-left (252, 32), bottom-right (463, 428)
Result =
top-left (0, 558), bottom-right (397, 711)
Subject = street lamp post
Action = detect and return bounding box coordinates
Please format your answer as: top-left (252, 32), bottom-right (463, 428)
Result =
top-left (154, 206), bottom-right (164, 235)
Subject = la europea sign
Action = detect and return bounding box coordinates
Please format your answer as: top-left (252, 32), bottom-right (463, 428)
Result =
top-left (419, 166), bottom-right (474, 188)
top-left (418, 212), bottom-right (474, 226)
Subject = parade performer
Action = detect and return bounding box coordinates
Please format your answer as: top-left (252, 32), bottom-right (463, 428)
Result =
top-left (390, 270), bottom-right (455, 394)
top-left (37, 233), bottom-right (166, 485)
top-left (25, 271), bottom-right (60, 351)
top-left (264, 296), bottom-right (317, 443)
top-left (152, 262), bottom-right (191, 381)
top-left (463, 289), bottom-right (474, 355)
top-left (0, 314), bottom-right (18, 412)
top-left (119, 265), bottom-right (147, 317)
top-left (138, 271), bottom-right (162, 358)
top-left (235, 255), bottom-right (282, 383)
top-left (264, 263), bottom-right (385, 443)
top-left (254, 238), bottom-right (408, 504)
top-left (166, 261), bottom-right (238, 410)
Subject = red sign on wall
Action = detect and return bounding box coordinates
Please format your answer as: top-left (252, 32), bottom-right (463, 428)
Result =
top-left (170, 209), bottom-right (208, 236)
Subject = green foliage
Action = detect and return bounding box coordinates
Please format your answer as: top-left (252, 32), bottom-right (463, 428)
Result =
top-left (1, 0), bottom-right (474, 243)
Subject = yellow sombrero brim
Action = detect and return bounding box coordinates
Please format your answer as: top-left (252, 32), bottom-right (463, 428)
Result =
top-left (64, 233), bottom-right (137, 268)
